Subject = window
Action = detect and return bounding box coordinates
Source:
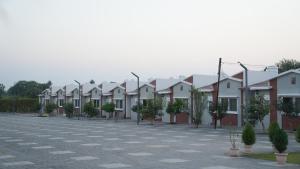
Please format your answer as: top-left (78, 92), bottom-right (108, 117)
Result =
top-left (146, 87), bottom-right (148, 92)
top-left (93, 99), bottom-right (100, 108)
top-left (46, 99), bottom-right (50, 105)
top-left (59, 99), bottom-right (64, 107)
top-left (291, 77), bottom-right (296, 85)
top-left (118, 89), bottom-right (120, 93)
top-left (74, 99), bottom-right (80, 107)
top-left (115, 100), bottom-right (123, 109)
top-left (95, 90), bottom-right (97, 94)
top-left (229, 98), bottom-right (237, 111)
top-left (295, 98), bottom-right (300, 114)
top-left (227, 82), bottom-right (230, 88)
top-left (142, 99), bottom-right (149, 106)
top-left (180, 85), bottom-right (183, 91)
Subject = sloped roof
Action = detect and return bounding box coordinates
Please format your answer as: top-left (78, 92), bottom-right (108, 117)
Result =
top-left (50, 86), bottom-right (64, 96)
top-left (100, 82), bottom-right (120, 94)
top-left (247, 70), bottom-right (278, 86)
top-left (189, 74), bottom-right (219, 88)
top-left (154, 78), bottom-right (181, 91)
top-left (81, 83), bottom-right (99, 94)
top-left (65, 84), bottom-right (78, 95)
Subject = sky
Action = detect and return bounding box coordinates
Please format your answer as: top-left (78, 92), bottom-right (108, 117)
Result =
top-left (0, 0), bottom-right (300, 89)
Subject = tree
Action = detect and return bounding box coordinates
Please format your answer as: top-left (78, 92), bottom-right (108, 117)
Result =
top-left (45, 103), bottom-right (56, 114)
top-left (0, 83), bottom-right (5, 97)
top-left (102, 103), bottom-right (115, 118)
top-left (7, 81), bottom-right (51, 98)
top-left (64, 103), bottom-right (74, 118)
top-left (278, 97), bottom-right (297, 116)
top-left (273, 129), bottom-right (288, 153)
top-left (139, 97), bottom-right (163, 123)
top-left (90, 80), bottom-right (95, 84)
top-left (275, 59), bottom-right (300, 73)
top-left (166, 99), bottom-right (185, 123)
top-left (84, 102), bottom-right (97, 117)
top-left (242, 123), bottom-right (256, 146)
top-left (248, 95), bottom-right (269, 131)
top-left (191, 88), bottom-right (208, 128)
top-left (210, 100), bottom-right (228, 127)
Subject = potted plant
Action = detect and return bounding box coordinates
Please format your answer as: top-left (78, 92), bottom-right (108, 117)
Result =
top-left (273, 129), bottom-right (288, 165)
top-left (242, 123), bottom-right (256, 153)
top-left (268, 122), bottom-right (280, 152)
top-left (229, 128), bottom-right (240, 157)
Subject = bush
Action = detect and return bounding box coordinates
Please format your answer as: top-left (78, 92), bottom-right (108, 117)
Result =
top-left (273, 129), bottom-right (288, 153)
top-left (102, 103), bottom-right (115, 113)
top-left (0, 97), bottom-right (40, 112)
top-left (242, 123), bottom-right (256, 145)
top-left (45, 103), bottom-right (57, 114)
top-left (84, 102), bottom-right (97, 117)
top-left (296, 126), bottom-right (300, 143)
top-left (166, 102), bottom-right (175, 115)
top-left (268, 122), bottom-right (280, 144)
top-left (64, 103), bottom-right (74, 118)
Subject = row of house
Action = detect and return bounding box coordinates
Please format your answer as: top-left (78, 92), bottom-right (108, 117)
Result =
top-left (39, 66), bottom-right (300, 130)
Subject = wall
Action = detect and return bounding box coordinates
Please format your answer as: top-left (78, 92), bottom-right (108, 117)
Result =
top-left (277, 72), bottom-right (300, 95)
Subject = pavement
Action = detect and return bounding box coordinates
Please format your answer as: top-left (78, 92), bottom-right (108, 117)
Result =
top-left (0, 113), bottom-right (299, 169)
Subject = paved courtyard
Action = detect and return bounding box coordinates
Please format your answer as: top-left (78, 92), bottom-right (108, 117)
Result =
top-left (0, 113), bottom-right (299, 169)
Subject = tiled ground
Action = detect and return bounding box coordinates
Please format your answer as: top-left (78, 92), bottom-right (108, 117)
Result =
top-left (0, 113), bottom-right (299, 169)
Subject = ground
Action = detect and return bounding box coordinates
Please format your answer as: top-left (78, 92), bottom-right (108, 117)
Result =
top-left (0, 113), bottom-right (299, 169)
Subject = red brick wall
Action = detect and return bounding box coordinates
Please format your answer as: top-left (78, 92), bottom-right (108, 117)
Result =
top-left (184, 76), bottom-right (193, 83)
top-left (221, 114), bottom-right (238, 126)
top-left (282, 116), bottom-right (300, 130)
top-left (58, 107), bottom-right (64, 114)
top-left (269, 79), bottom-right (277, 123)
top-left (176, 112), bottom-right (189, 124)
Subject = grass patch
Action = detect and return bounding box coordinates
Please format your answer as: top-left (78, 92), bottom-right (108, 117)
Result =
top-left (245, 152), bottom-right (300, 164)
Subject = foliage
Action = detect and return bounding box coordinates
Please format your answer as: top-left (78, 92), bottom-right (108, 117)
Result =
top-left (268, 122), bottom-right (280, 143)
top-left (7, 81), bottom-right (51, 98)
top-left (84, 102), bottom-right (98, 117)
top-left (246, 152), bottom-right (300, 164)
top-left (275, 58), bottom-right (300, 73)
top-left (45, 103), bottom-right (57, 114)
top-left (192, 88), bottom-right (208, 127)
top-left (0, 97), bottom-right (40, 112)
top-left (242, 123), bottom-right (256, 145)
top-left (273, 129), bottom-right (288, 153)
top-left (131, 104), bottom-right (143, 113)
top-left (90, 80), bottom-right (95, 84)
top-left (166, 99), bottom-right (185, 115)
top-left (278, 98), bottom-right (297, 116)
top-left (296, 126), bottom-right (300, 143)
top-left (210, 100), bottom-right (227, 120)
top-left (248, 95), bottom-right (269, 131)
top-left (140, 97), bottom-right (163, 120)
top-left (0, 83), bottom-right (5, 97)
top-left (64, 103), bottom-right (74, 118)
top-left (102, 103), bottom-right (115, 113)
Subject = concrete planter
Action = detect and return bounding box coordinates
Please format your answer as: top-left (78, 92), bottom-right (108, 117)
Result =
top-left (244, 145), bottom-right (252, 153)
top-left (275, 153), bottom-right (288, 165)
top-left (229, 148), bottom-right (240, 157)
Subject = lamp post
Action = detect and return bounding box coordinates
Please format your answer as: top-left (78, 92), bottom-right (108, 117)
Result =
top-left (238, 62), bottom-right (249, 126)
top-left (131, 72), bottom-right (140, 125)
top-left (74, 80), bottom-right (81, 120)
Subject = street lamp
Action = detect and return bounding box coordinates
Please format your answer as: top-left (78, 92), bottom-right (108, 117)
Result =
top-left (238, 62), bottom-right (249, 125)
top-left (131, 72), bottom-right (140, 125)
top-left (74, 80), bottom-right (81, 120)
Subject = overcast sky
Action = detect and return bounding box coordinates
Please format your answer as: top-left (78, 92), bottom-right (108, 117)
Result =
top-left (1, 0), bottom-right (299, 88)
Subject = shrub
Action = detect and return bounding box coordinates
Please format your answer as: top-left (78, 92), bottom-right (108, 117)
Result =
top-left (273, 129), bottom-right (288, 153)
top-left (242, 123), bottom-right (256, 145)
top-left (268, 122), bottom-right (280, 144)
top-left (102, 103), bottom-right (115, 113)
top-left (84, 102), bottom-right (97, 117)
top-left (45, 103), bottom-right (57, 114)
top-left (0, 97), bottom-right (40, 112)
top-left (296, 126), bottom-right (300, 143)
top-left (166, 102), bottom-right (175, 115)
top-left (64, 103), bottom-right (74, 118)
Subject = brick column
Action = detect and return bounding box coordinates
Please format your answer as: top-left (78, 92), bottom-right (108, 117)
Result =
top-left (269, 79), bottom-right (277, 123)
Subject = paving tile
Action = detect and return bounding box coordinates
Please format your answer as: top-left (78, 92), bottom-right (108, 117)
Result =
top-left (50, 150), bottom-right (75, 155)
top-left (0, 155), bottom-right (15, 160)
top-left (32, 146), bottom-right (54, 149)
top-left (80, 143), bottom-right (101, 146)
top-left (2, 161), bottom-right (34, 167)
top-left (128, 152), bottom-right (153, 156)
top-left (99, 163), bottom-right (131, 168)
top-left (159, 158), bottom-right (189, 163)
top-left (17, 142), bottom-right (37, 146)
top-left (70, 156), bottom-right (99, 161)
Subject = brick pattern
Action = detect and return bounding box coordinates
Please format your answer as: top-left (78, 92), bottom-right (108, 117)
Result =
top-left (282, 116), bottom-right (300, 130)
top-left (176, 112), bottom-right (189, 124)
top-left (269, 79), bottom-right (277, 123)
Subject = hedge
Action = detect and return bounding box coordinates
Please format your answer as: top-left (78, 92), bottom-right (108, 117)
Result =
top-left (0, 97), bottom-right (40, 113)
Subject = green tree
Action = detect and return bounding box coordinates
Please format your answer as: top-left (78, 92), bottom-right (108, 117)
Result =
top-left (191, 88), bottom-right (208, 128)
top-left (273, 129), bottom-right (288, 153)
top-left (0, 83), bottom-right (5, 97)
top-left (295, 126), bottom-right (300, 143)
top-left (90, 80), bottom-right (95, 84)
top-left (268, 122), bottom-right (280, 144)
top-left (140, 97), bottom-right (163, 123)
top-left (276, 59), bottom-right (300, 73)
top-left (84, 102), bottom-right (98, 117)
top-left (7, 81), bottom-right (51, 98)
top-left (45, 103), bottom-right (57, 114)
top-left (248, 95), bottom-right (269, 131)
top-left (278, 97), bottom-right (297, 116)
top-left (242, 123), bottom-right (256, 146)
top-left (64, 103), bottom-right (74, 118)
top-left (102, 103), bottom-right (115, 118)
top-left (210, 100), bottom-right (228, 128)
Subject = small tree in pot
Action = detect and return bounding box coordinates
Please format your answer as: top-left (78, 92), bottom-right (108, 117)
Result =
top-left (295, 126), bottom-right (300, 143)
top-left (273, 129), bottom-right (289, 165)
top-left (242, 123), bottom-right (256, 153)
top-left (268, 122), bottom-right (280, 152)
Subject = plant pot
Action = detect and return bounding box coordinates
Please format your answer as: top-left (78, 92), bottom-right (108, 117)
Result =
top-left (229, 148), bottom-right (240, 157)
top-left (275, 152), bottom-right (288, 165)
top-left (244, 145), bottom-right (252, 153)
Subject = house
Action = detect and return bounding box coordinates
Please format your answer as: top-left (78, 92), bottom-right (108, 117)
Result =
top-left (151, 77), bottom-right (191, 123)
top-left (64, 84), bottom-right (80, 113)
top-left (123, 80), bottom-right (155, 120)
top-left (38, 88), bottom-right (51, 113)
top-left (249, 68), bottom-right (300, 130)
top-left (184, 74), bottom-right (219, 126)
top-left (199, 66), bottom-right (278, 127)
top-left (49, 86), bottom-right (64, 114)
top-left (81, 83), bottom-right (101, 112)
top-left (100, 82), bottom-right (122, 118)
